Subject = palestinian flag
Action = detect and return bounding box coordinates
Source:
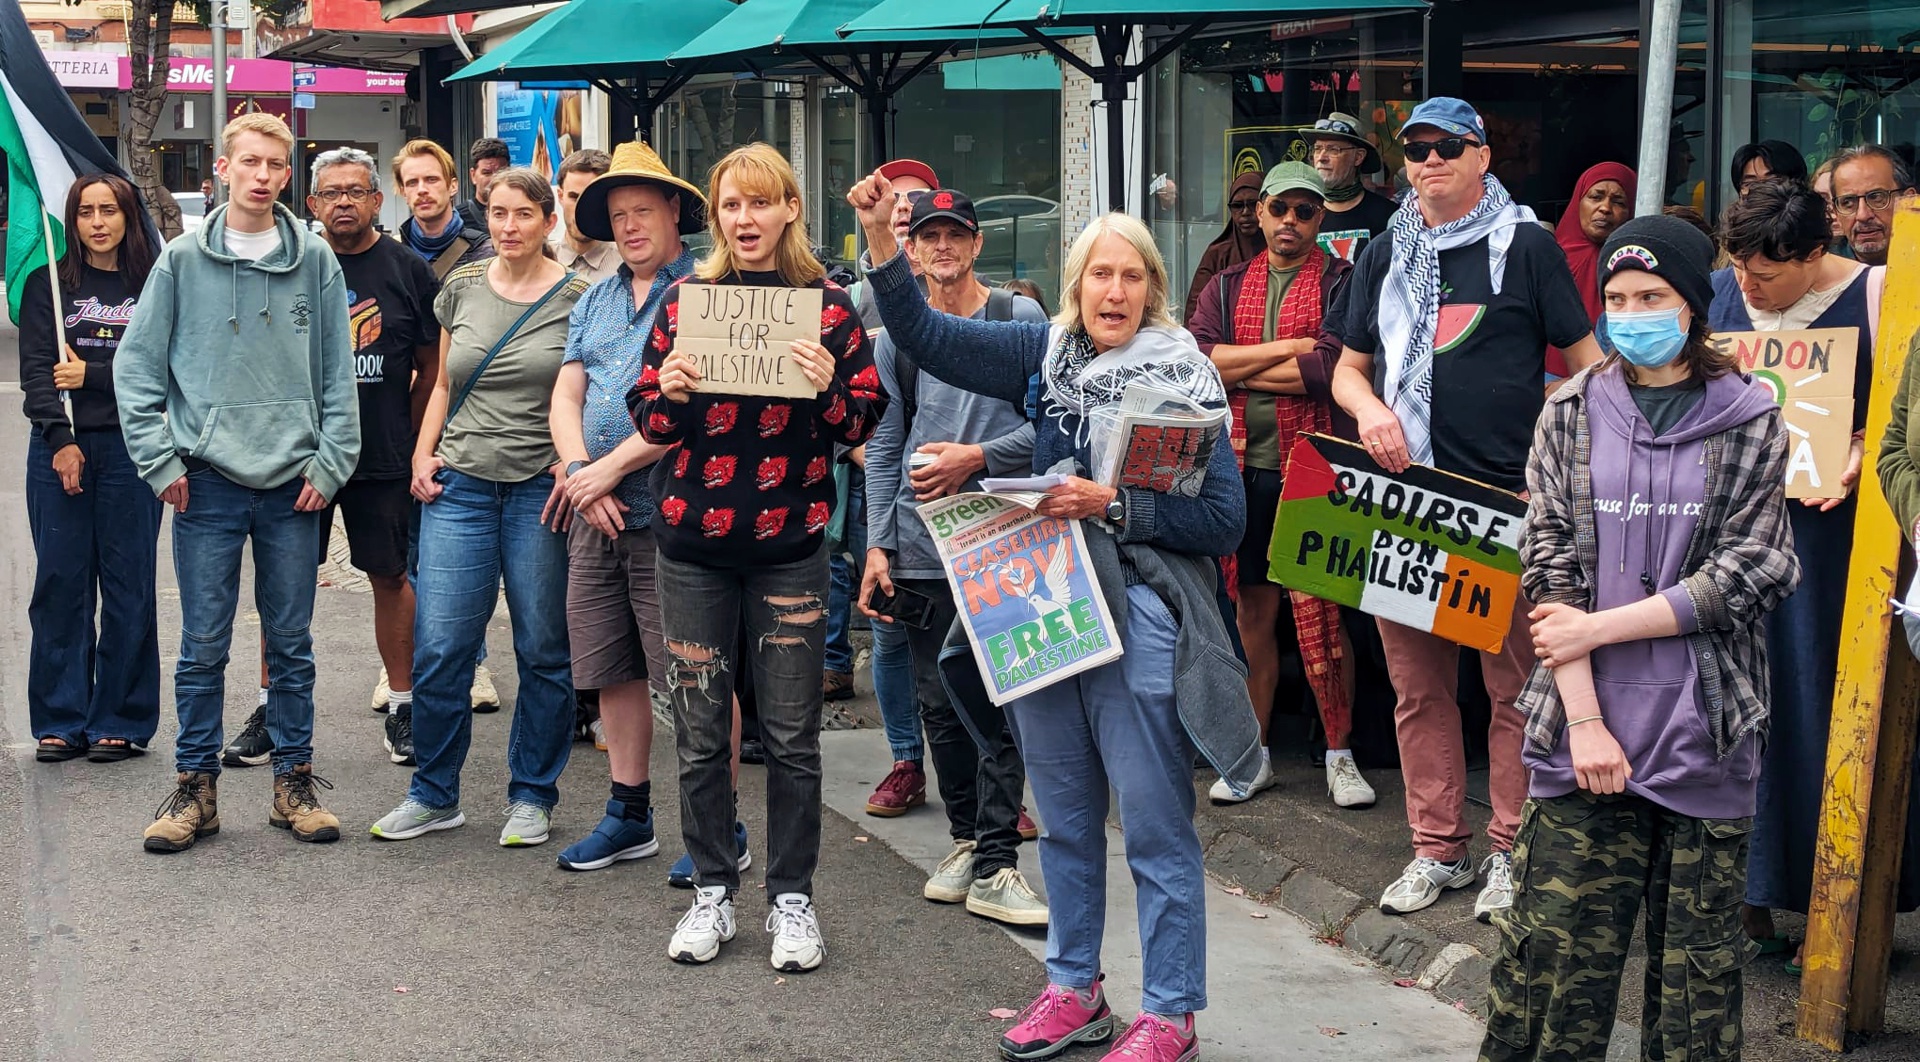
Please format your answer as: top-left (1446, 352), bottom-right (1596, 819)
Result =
top-left (1269, 433), bottom-right (1527, 654)
top-left (0, 1), bottom-right (154, 324)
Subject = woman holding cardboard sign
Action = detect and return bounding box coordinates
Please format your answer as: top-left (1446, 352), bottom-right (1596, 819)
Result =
top-left (1484, 215), bottom-right (1799, 1061)
top-left (1706, 181), bottom-right (1920, 971)
top-left (371, 170), bottom-right (590, 846)
top-left (848, 168), bottom-right (1257, 1062)
top-left (630, 143), bottom-right (883, 974)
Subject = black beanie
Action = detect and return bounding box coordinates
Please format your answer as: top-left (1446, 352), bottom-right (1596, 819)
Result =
top-left (1599, 215), bottom-right (1716, 320)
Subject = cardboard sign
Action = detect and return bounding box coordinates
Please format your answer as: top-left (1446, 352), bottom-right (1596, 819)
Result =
top-left (1270, 434), bottom-right (1526, 654)
top-left (676, 285), bottom-right (824, 398)
top-left (1708, 327), bottom-right (1860, 499)
top-left (919, 493), bottom-right (1123, 705)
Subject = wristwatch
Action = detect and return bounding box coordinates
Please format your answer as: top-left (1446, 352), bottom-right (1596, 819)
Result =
top-left (566, 460), bottom-right (589, 478)
top-left (1104, 495), bottom-right (1126, 526)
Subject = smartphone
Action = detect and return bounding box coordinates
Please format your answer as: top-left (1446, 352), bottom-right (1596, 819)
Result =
top-left (869, 583), bottom-right (938, 630)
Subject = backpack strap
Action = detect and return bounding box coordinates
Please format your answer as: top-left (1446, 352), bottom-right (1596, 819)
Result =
top-left (430, 237), bottom-right (471, 281)
top-left (985, 287), bottom-right (1016, 322)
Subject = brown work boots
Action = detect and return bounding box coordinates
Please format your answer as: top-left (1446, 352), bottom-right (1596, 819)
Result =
top-left (143, 772), bottom-right (220, 853)
top-left (271, 764), bottom-right (342, 843)
top-left (142, 765), bottom-right (341, 852)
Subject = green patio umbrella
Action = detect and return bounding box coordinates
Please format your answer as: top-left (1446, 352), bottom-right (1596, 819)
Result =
top-left (446, 0), bottom-right (745, 141)
top-left (668, 0), bottom-right (1047, 161)
top-left (842, 0), bottom-right (1428, 210)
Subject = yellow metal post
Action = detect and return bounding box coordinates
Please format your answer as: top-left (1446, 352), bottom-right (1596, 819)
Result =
top-left (1796, 197), bottom-right (1920, 1049)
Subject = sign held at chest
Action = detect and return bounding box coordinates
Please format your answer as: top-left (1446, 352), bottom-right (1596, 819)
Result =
top-left (1270, 434), bottom-right (1526, 654)
top-left (678, 285), bottom-right (824, 398)
top-left (1707, 327), bottom-right (1859, 499)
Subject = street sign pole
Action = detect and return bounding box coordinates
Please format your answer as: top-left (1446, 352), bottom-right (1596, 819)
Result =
top-left (211, 0), bottom-right (227, 199)
top-left (1635, 0), bottom-right (1679, 217)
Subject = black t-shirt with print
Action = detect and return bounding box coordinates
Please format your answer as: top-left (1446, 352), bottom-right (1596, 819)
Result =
top-left (337, 235), bottom-right (441, 480)
top-left (1340, 223), bottom-right (1591, 492)
top-left (1316, 190), bottom-right (1398, 264)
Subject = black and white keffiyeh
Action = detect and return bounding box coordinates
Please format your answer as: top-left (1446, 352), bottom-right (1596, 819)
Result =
top-left (1041, 324), bottom-right (1226, 444)
top-left (1378, 174), bottom-right (1536, 463)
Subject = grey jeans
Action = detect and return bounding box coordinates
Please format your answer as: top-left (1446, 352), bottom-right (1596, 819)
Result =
top-left (658, 544), bottom-right (829, 897)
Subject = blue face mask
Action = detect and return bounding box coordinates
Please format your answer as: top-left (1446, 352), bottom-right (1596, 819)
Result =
top-left (1606, 306), bottom-right (1689, 368)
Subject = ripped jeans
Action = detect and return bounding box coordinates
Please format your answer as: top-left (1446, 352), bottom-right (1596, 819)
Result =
top-left (658, 544), bottom-right (829, 897)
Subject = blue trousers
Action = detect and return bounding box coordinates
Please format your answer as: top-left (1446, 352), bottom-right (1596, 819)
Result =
top-left (872, 615), bottom-right (920, 761)
top-left (408, 469), bottom-right (573, 810)
top-left (25, 430), bottom-right (162, 746)
top-left (170, 470), bottom-right (322, 775)
top-left (1006, 583), bottom-right (1207, 1016)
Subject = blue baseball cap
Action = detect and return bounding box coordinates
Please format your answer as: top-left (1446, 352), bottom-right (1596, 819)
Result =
top-left (1401, 97), bottom-right (1488, 144)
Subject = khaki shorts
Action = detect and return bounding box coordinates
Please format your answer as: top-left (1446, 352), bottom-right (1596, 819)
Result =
top-left (566, 520), bottom-right (669, 692)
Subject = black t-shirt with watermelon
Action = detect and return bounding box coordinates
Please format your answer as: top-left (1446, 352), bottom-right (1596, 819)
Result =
top-left (1339, 223), bottom-right (1590, 493)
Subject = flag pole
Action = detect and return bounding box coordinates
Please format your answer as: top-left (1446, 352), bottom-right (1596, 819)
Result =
top-left (41, 210), bottom-right (73, 417)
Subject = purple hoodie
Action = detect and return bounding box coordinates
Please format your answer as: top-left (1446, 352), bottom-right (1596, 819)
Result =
top-left (1527, 367), bottom-right (1779, 818)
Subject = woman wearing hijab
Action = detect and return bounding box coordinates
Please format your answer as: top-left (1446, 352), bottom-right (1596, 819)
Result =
top-left (1182, 171), bottom-right (1266, 323)
top-left (1549, 162), bottom-right (1636, 378)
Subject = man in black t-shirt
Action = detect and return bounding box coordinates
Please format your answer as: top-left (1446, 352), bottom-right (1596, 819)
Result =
top-left (1330, 97), bottom-right (1603, 926)
top-left (1301, 112), bottom-right (1398, 264)
top-left (223, 146), bottom-right (439, 769)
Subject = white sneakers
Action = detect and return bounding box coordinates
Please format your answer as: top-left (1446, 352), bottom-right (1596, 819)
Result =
top-left (1378, 850), bottom-right (1517, 918)
top-left (924, 840), bottom-right (978, 903)
top-left (766, 893), bottom-right (826, 972)
top-left (1207, 755), bottom-right (1275, 805)
top-left (669, 885), bottom-right (737, 964)
top-left (669, 887), bottom-right (826, 972)
top-left (1474, 851), bottom-right (1515, 923)
top-left (1326, 753), bottom-right (1377, 809)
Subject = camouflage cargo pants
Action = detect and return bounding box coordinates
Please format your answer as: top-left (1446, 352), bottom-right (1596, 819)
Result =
top-left (1479, 790), bottom-right (1760, 1062)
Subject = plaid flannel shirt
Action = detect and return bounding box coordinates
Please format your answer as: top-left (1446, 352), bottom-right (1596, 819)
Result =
top-left (1518, 368), bottom-right (1802, 760)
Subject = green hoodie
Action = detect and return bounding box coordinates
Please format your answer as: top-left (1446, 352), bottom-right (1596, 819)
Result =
top-left (115, 202), bottom-right (360, 499)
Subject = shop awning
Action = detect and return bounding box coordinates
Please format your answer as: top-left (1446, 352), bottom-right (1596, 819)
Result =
top-left (444, 0), bottom-right (737, 84)
top-left (841, 0), bottom-right (1428, 209)
top-left (668, 0), bottom-right (1055, 159)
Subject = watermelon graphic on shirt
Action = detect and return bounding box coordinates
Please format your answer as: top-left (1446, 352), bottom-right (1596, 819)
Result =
top-left (1432, 303), bottom-right (1486, 354)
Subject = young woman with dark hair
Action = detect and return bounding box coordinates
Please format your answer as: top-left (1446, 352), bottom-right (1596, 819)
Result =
top-left (20, 173), bottom-right (163, 763)
top-left (1483, 215), bottom-right (1800, 1061)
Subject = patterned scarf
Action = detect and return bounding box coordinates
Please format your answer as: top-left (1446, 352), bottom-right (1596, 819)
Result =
top-left (1041, 323), bottom-right (1226, 446)
top-left (1377, 174), bottom-right (1536, 463)
top-left (1227, 250), bottom-right (1329, 467)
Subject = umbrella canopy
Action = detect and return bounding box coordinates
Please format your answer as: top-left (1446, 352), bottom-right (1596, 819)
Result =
top-left (842, 0), bottom-right (1428, 209)
top-left (446, 0), bottom-right (745, 140)
top-left (669, 0), bottom-right (1046, 161)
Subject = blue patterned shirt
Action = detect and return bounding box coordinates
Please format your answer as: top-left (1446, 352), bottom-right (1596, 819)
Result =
top-left (563, 247), bottom-right (696, 523)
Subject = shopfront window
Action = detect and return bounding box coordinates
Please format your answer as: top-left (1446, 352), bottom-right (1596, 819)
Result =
top-left (659, 79), bottom-right (799, 256)
top-left (1719, 0), bottom-right (1920, 198)
top-left (817, 55), bottom-right (1063, 297)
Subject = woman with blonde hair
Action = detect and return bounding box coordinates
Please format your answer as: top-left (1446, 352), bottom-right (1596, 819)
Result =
top-left (849, 172), bottom-right (1258, 1062)
top-left (631, 143), bottom-right (885, 972)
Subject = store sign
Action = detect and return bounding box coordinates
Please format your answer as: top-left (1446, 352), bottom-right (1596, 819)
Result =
top-left (43, 52), bottom-right (118, 89)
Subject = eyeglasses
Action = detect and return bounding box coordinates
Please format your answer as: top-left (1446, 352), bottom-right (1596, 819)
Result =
top-left (1313, 117), bottom-right (1359, 136)
top-left (1266, 200), bottom-right (1322, 222)
top-left (314, 188), bottom-right (375, 203)
top-left (1834, 189), bottom-right (1899, 214)
top-left (1402, 138), bottom-right (1480, 163)
top-left (1228, 198), bottom-right (1261, 213)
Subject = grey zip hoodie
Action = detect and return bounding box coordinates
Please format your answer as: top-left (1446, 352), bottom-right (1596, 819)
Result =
top-left (115, 202), bottom-right (360, 499)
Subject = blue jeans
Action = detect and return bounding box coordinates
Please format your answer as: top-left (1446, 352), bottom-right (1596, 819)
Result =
top-left (171, 470), bottom-right (323, 775)
top-left (26, 430), bottom-right (162, 746)
top-left (1007, 583), bottom-right (1207, 1015)
top-left (825, 470), bottom-right (865, 674)
top-left (408, 469), bottom-right (572, 810)
top-left (872, 617), bottom-right (920, 761)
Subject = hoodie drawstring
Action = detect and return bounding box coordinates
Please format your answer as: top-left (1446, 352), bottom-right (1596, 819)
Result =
top-left (228, 265), bottom-right (239, 333)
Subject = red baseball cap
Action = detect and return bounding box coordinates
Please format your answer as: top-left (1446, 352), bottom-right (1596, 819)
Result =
top-left (877, 158), bottom-right (939, 189)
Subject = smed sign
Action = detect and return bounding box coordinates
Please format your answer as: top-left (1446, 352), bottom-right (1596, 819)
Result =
top-left (1707, 327), bottom-right (1859, 499)
top-left (1270, 434), bottom-right (1526, 654)
top-left (676, 285), bottom-right (824, 398)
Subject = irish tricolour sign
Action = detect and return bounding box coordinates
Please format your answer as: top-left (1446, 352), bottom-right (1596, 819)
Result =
top-left (1270, 434), bottom-right (1526, 654)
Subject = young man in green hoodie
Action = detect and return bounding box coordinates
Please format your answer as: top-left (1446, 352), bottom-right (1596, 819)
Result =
top-left (115, 112), bottom-right (361, 854)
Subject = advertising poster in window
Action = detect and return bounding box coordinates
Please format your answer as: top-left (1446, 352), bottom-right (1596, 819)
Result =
top-left (493, 84), bottom-right (583, 182)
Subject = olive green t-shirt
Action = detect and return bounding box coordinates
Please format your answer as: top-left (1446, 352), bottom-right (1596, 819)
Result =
top-left (432, 263), bottom-right (589, 482)
top-left (1243, 263), bottom-right (1301, 471)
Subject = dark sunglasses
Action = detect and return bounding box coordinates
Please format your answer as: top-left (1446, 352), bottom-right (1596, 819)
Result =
top-left (1402, 137), bottom-right (1481, 163)
top-left (1228, 198), bottom-right (1261, 213)
top-left (893, 188), bottom-right (930, 204)
top-left (1313, 117), bottom-right (1359, 136)
top-left (1265, 200), bottom-right (1322, 222)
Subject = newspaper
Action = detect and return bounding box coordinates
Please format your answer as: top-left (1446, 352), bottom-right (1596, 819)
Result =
top-left (1088, 380), bottom-right (1228, 497)
top-left (917, 490), bottom-right (1124, 705)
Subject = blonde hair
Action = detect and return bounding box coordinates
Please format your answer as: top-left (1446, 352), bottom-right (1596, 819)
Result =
top-left (391, 139), bottom-right (457, 187)
top-left (1054, 213), bottom-right (1175, 335)
top-left (696, 143), bottom-right (824, 286)
top-left (221, 112), bottom-right (294, 159)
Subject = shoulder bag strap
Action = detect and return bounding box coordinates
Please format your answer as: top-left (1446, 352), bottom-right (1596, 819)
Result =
top-left (446, 275), bottom-right (570, 423)
top-left (430, 238), bottom-right (471, 282)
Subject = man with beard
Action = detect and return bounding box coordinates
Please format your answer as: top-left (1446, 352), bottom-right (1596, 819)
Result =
top-left (1300, 113), bottom-right (1397, 264)
top-left (456, 137), bottom-right (512, 233)
top-left (395, 139), bottom-right (493, 282)
top-left (1829, 143), bottom-right (1916, 267)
